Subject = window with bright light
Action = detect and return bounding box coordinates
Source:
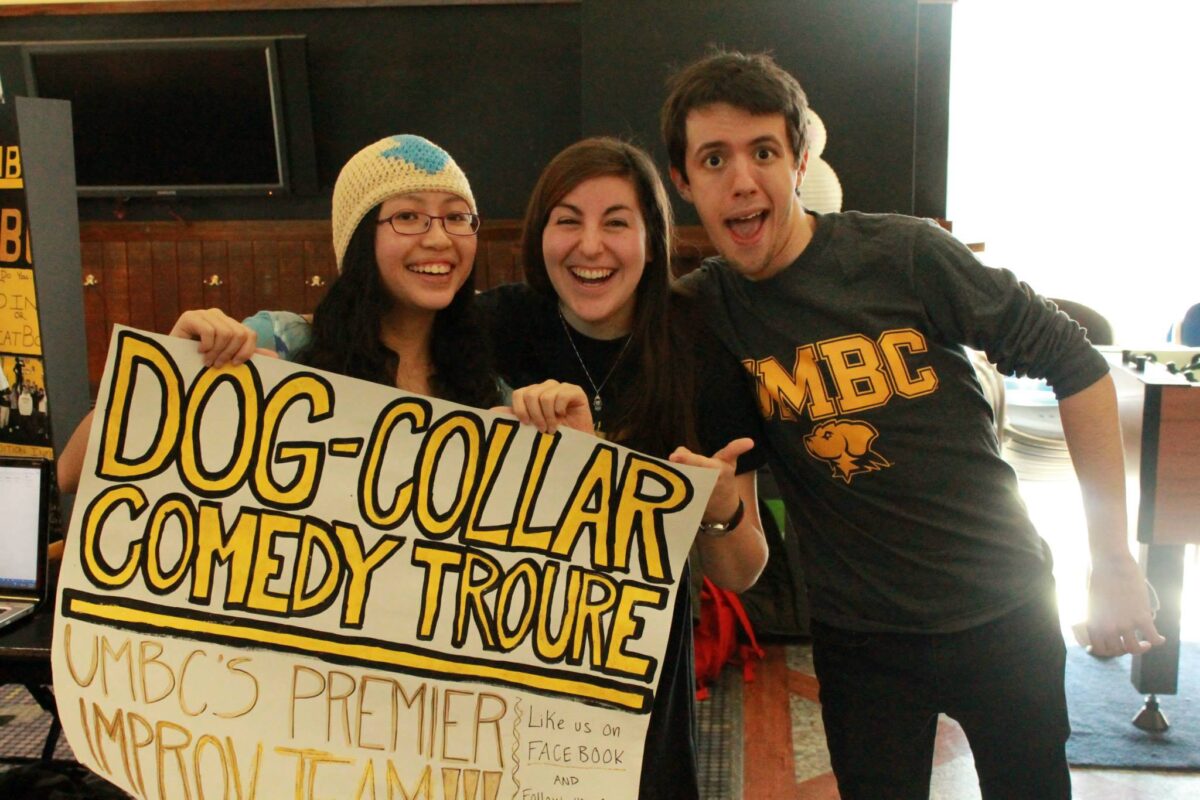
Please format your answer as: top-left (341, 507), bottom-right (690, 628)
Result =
top-left (947, 1), bottom-right (1200, 344)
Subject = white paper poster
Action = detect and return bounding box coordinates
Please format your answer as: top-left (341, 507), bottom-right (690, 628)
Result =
top-left (52, 327), bottom-right (714, 800)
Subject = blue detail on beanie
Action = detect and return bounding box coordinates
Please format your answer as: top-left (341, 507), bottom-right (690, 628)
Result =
top-left (381, 135), bottom-right (448, 175)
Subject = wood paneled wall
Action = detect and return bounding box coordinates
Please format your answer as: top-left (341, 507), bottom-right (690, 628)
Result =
top-left (77, 219), bottom-right (714, 395)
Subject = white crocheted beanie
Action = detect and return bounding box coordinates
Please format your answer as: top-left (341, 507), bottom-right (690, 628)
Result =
top-left (331, 134), bottom-right (476, 271)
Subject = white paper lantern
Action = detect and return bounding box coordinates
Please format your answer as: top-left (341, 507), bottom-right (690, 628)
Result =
top-left (800, 156), bottom-right (843, 213)
top-left (806, 108), bottom-right (828, 158)
top-left (800, 108), bottom-right (841, 212)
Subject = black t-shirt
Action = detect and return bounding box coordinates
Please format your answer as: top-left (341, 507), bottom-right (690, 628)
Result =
top-left (478, 283), bottom-right (764, 799)
top-left (480, 283), bottom-right (765, 463)
top-left (682, 211), bottom-right (1109, 634)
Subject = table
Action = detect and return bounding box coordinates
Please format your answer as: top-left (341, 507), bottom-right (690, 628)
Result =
top-left (0, 601), bottom-right (58, 762)
top-left (1111, 352), bottom-right (1200, 727)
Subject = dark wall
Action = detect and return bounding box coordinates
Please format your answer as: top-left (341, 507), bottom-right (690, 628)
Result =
top-left (583, 0), bottom-right (922, 221)
top-left (915, 1), bottom-right (952, 219)
top-left (0, 1), bottom-right (949, 224)
top-left (0, 3), bottom-right (582, 221)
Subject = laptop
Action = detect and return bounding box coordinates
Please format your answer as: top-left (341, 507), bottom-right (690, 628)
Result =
top-left (0, 457), bottom-right (51, 630)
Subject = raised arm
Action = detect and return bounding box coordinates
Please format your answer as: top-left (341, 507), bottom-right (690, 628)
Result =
top-left (57, 408), bottom-right (94, 496)
top-left (1058, 372), bottom-right (1165, 656)
top-left (669, 438), bottom-right (768, 593)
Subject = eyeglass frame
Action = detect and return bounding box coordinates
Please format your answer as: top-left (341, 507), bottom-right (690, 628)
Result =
top-left (376, 210), bottom-right (482, 237)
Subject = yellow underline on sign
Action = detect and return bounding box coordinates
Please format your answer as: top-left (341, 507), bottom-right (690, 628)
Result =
top-left (65, 595), bottom-right (648, 711)
top-left (329, 440), bottom-right (362, 456)
top-left (0, 179), bottom-right (24, 189)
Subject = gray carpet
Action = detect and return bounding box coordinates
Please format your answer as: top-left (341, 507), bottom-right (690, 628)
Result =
top-left (0, 685), bottom-right (72, 765)
top-left (696, 665), bottom-right (744, 799)
top-left (1066, 642), bottom-right (1200, 770)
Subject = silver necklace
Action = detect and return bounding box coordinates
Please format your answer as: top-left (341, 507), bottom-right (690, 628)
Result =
top-left (556, 309), bottom-right (633, 416)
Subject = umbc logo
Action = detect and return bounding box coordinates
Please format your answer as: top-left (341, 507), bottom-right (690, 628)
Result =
top-left (803, 419), bottom-right (891, 483)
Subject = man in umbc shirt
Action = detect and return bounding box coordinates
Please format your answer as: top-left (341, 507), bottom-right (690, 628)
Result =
top-left (663, 49), bottom-right (1164, 800)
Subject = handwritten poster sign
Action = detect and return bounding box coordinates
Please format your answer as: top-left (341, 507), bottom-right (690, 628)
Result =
top-left (53, 327), bottom-right (714, 800)
top-left (0, 103), bottom-right (53, 459)
top-left (0, 266), bottom-right (41, 354)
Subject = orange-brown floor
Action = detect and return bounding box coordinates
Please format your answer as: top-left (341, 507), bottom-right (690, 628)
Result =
top-left (4, 647), bottom-right (1198, 798)
top-left (727, 643), bottom-right (1200, 799)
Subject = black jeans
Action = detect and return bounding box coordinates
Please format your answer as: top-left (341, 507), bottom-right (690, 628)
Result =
top-left (811, 591), bottom-right (1070, 799)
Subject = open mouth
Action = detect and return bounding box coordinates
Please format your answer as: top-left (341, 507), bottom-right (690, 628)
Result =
top-left (407, 262), bottom-right (453, 276)
top-left (725, 210), bottom-right (767, 243)
top-left (568, 266), bottom-right (616, 286)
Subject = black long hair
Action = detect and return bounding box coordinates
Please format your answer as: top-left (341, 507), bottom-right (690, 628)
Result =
top-left (520, 137), bottom-right (699, 456)
top-left (298, 208), bottom-right (500, 408)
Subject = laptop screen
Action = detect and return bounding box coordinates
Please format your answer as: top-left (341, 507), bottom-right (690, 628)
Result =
top-left (0, 461), bottom-right (45, 592)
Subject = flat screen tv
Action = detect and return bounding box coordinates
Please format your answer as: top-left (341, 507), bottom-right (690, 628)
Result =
top-left (19, 36), bottom-right (315, 198)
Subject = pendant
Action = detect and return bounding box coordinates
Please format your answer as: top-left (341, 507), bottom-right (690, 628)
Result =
top-left (592, 395), bottom-right (602, 413)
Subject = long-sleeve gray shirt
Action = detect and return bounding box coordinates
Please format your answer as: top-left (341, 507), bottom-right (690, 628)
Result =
top-left (681, 211), bottom-right (1108, 633)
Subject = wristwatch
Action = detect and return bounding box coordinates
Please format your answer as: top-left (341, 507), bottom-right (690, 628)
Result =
top-left (698, 498), bottom-right (745, 538)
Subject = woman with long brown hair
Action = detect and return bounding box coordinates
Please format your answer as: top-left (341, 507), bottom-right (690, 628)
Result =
top-left (480, 136), bottom-right (767, 800)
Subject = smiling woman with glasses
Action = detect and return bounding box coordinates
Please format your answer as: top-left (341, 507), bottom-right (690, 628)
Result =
top-left (282, 134), bottom-right (500, 404)
top-left (59, 134), bottom-right (510, 497)
top-left (377, 209), bottom-right (482, 237)
top-left (170, 134), bottom-right (502, 407)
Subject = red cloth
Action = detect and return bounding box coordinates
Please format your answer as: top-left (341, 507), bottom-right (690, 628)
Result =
top-left (693, 576), bottom-right (765, 700)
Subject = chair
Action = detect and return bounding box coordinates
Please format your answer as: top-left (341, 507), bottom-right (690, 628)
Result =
top-left (995, 300), bottom-right (1114, 478)
top-left (1049, 298), bottom-right (1113, 346)
top-left (1167, 303), bottom-right (1200, 346)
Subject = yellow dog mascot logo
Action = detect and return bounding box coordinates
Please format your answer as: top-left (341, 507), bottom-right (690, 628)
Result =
top-left (804, 419), bottom-right (892, 483)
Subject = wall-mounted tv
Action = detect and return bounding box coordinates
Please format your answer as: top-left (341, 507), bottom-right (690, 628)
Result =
top-left (15, 36), bottom-right (317, 198)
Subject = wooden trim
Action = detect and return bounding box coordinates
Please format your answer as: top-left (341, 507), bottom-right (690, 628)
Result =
top-left (0, 0), bottom-right (575, 17)
top-left (73, 217), bottom-right (722, 395)
top-left (1149, 386), bottom-right (1200, 545)
top-left (80, 218), bottom-right (525, 242)
top-left (81, 220), bottom-right (328, 241)
top-left (77, 218), bottom-right (705, 262)
top-left (1137, 385), bottom-right (1163, 545)
top-left (673, 224), bottom-right (718, 250)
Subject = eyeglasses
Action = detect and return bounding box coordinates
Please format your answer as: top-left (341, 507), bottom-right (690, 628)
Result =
top-left (377, 210), bottom-right (481, 237)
